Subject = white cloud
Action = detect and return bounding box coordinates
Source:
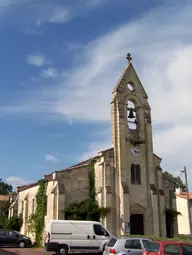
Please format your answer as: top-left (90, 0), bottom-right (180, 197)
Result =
top-left (85, 0), bottom-right (109, 9)
top-left (0, 0), bottom-right (110, 30)
top-left (80, 140), bottom-right (112, 162)
top-left (31, 0), bottom-right (107, 26)
top-left (79, 128), bottom-right (112, 161)
top-left (6, 177), bottom-right (33, 190)
top-left (45, 154), bottom-right (59, 162)
top-left (2, 2), bottom-right (192, 186)
top-left (48, 8), bottom-right (71, 23)
top-left (26, 54), bottom-right (46, 67)
top-left (41, 67), bottom-right (59, 78)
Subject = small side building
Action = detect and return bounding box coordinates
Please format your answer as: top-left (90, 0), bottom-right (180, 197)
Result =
top-left (8, 194), bottom-right (18, 218)
top-left (10, 159), bottom-right (94, 241)
top-left (175, 188), bottom-right (192, 235)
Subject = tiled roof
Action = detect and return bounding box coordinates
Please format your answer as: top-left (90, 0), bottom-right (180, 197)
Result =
top-left (16, 146), bottom-right (162, 193)
top-left (175, 192), bottom-right (192, 199)
top-left (0, 195), bottom-right (10, 201)
top-left (17, 174), bottom-right (53, 192)
top-left (43, 173), bottom-right (53, 181)
top-left (66, 155), bottom-right (99, 170)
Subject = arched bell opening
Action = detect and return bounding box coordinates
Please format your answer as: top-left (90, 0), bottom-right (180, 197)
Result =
top-left (127, 100), bottom-right (138, 130)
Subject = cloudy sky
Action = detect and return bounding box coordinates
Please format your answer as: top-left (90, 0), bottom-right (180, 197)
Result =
top-left (0, 0), bottom-right (191, 190)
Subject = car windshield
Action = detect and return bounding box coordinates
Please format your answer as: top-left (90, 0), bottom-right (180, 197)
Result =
top-left (142, 240), bottom-right (152, 248)
top-left (145, 242), bottom-right (160, 252)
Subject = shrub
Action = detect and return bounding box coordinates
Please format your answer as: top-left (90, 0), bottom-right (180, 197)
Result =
top-left (120, 234), bottom-right (192, 243)
top-left (4, 215), bottom-right (23, 231)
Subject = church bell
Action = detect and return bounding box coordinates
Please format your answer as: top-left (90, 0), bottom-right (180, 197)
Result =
top-left (128, 108), bottom-right (135, 119)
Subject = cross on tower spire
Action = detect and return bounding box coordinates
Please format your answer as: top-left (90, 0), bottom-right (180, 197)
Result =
top-left (126, 53), bottom-right (132, 63)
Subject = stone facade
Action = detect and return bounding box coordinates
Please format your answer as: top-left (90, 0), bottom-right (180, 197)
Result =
top-left (9, 55), bottom-right (178, 238)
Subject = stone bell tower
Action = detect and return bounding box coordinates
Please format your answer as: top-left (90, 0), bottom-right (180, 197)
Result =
top-left (111, 53), bottom-right (155, 236)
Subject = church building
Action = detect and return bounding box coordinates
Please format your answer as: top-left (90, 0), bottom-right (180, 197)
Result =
top-left (9, 54), bottom-right (177, 238)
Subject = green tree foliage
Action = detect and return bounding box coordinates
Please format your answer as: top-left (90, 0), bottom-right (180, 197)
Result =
top-left (0, 178), bottom-right (13, 228)
top-left (162, 171), bottom-right (186, 190)
top-left (0, 178), bottom-right (12, 194)
top-left (5, 215), bottom-right (23, 231)
top-left (65, 160), bottom-right (111, 221)
top-left (0, 200), bottom-right (10, 227)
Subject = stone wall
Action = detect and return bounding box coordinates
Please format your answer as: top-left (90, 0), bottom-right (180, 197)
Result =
top-left (57, 164), bottom-right (91, 213)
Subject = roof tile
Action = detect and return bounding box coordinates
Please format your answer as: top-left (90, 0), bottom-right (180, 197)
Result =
top-left (0, 195), bottom-right (9, 201)
top-left (175, 192), bottom-right (192, 199)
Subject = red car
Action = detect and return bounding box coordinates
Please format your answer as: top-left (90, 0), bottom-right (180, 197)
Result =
top-left (143, 240), bottom-right (192, 255)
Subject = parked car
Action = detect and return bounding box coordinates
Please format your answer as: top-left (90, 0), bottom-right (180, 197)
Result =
top-left (104, 237), bottom-right (152, 255)
top-left (0, 229), bottom-right (32, 248)
top-left (44, 220), bottom-right (115, 255)
top-left (142, 240), bottom-right (192, 255)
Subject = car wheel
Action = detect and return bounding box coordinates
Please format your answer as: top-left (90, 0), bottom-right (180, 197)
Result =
top-left (19, 241), bottom-right (26, 248)
top-left (56, 245), bottom-right (68, 255)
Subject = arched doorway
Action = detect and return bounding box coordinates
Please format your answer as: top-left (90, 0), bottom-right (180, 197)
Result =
top-left (130, 203), bottom-right (145, 235)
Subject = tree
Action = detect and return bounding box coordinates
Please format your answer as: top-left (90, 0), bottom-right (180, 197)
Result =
top-left (0, 200), bottom-right (10, 227)
top-left (162, 171), bottom-right (186, 190)
top-left (0, 178), bottom-right (13, 194)
top-left (5, 215), bottom-right (23, 231)
top-left (0, 179), bottom-right (13, 228)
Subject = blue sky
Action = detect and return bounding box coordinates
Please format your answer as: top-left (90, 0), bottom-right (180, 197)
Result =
top-left (0, 0), bottom-right (191, 190)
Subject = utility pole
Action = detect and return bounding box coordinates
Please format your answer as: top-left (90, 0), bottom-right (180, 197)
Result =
top-left (181, 166), bottom-right (192, 234)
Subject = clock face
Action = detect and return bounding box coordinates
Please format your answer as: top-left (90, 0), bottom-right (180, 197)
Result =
top-left (131, 147), bottom-right (140, 157)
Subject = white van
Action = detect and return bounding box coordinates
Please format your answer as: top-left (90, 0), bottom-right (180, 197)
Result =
top-left (44, 220), bottom-right (114, 255)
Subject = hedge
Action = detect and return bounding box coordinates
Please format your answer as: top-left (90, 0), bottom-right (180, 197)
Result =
top-left (120, 234), bottom-right (192, 243)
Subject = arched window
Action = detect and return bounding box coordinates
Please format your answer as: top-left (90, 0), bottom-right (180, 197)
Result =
top-left (32, 198), bottom-right (35, 213)
top-left (131, 164), bottom-right (135, 184)
top-left (127, 100), bottom-right (137, 130)
top-left (136, 164), bottom-right (141, 184)
top-left (45, 195), bottom-right (48, 216)
top-left (130, 164), bottom-right (141, 185)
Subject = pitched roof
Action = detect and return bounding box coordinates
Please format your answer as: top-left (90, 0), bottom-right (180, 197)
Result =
top-left (16, 146), bottom-right (162, 193)
top-left (175, 192), bottom-right (192, 199)
top-left (17, 174), bottom-right (53, 192)
top-left (153, 153), bottom-right (162, 160)
top-left (0, 194), bottom-right (10, 201)
top-left (112, 62), bottom-right (148, 98)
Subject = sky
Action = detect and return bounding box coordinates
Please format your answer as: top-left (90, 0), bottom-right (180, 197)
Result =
top-left (0, 0), bottom-right (191, 190)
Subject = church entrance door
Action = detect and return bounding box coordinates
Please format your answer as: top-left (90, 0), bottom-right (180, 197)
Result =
top-left (130, 214), bottom-right (144, 235)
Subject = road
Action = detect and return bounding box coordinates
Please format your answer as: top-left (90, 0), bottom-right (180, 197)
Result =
top-left (0, 248), bottom-right (51, 255)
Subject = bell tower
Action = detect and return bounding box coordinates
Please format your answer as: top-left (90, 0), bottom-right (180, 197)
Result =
top-left (111, 53), bottom-right (154, 236)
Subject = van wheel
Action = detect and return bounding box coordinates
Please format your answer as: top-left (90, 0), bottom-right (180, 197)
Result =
top-left (56, 245), bottom-right (68, 255)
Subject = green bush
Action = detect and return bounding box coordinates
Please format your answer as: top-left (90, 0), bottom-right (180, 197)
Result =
top-left (173, 234), bottom-right (192, 241)
top-left (4, 215), bottom-right (23, 231)
top-left (120, 234), bottom-right (192, 243)
top-left (120, 235), bottom-right (163, 241)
